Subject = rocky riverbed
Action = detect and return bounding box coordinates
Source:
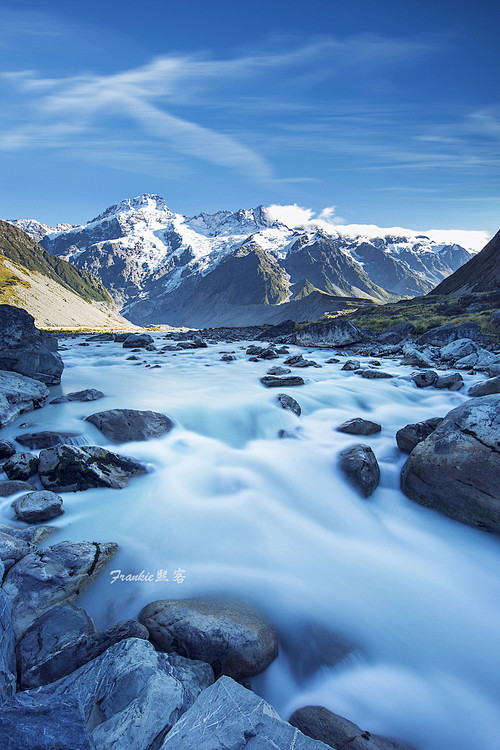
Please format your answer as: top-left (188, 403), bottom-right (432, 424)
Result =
top-left (1, 307), bottom-right (500, 749)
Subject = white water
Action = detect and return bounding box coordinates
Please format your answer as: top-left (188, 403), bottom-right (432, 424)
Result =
top-left (1, 337), bottom-right (499, 749)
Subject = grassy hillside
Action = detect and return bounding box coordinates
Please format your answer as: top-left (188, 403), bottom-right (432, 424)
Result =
top-left (0, 219), bottom-right (114, 305)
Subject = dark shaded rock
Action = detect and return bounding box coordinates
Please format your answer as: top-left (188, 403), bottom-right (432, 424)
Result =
top-left (0, 693), bottom-right (94, 750)
top-left (0, 530), bottom-right (32, 572)
top-left (377, 322), bottom-right (416, 345)
top-left (17, 638), bottom-right (213, 750)
top-left (38, 444), bottom-right (146, 492)
top-left (468, 374), bottom-right (500, 397)
top-left (284, 354), bottom-right (305, 366)
top-left (0, 523), bottom-right (54, 546)
top-left (290, 706), bottom-right (416, 750)
top-left (396, 417), bottom-right (443, 453)
top-left (255, 319), bottom-right (296, 339)
top-left (67, 388), bottom-right (105, 402)
top-left (2, 452), bottom-right (39, 481)
top-left (296, 319), bottom-right (364, 348)
top-left (258, 347), bottom-right (279, 360)
top-left (0, 304), bottom-right (63, 384)
top-left (2, 540), bottom-right (118, 638)
top-left (338, 444), bottom-right (380, 498)
top-left (336, 418), bottom-right (381, 435)
top-left (411, 370), bottom-right (438, 388)
top-left (15, 430), bottom-right (83, 449)
top-left (260, 375), bottom-right (305, 387)
top-left (277, 393), bottom-right (301, 416)
top-left (267, 365), bottom-right (291, 376)
top-left (0, 480), bottom-right (37, 497)
top-left (434, 372), bottom-right (464, 390)
top-left (114, 331), bottom-right (134, 342)
top-left (139, 597), bottom-right (278, 681)
top-left (122, 332), bottom-right (154, 348)
top-left (417, 321), bottom-right (481, 347)
top-left (12, 490), bottom-right (64, 523)
top-left (0, 589), bottom-right (16, 702)
top-left (162, 676), bottom-right (330, 750)
top-left (362, 369), bottom-right (393, 379)
top-left (280, 622), bottom-right (357, 680)
top-left (341, 359), bottom-right (360, 371)
top-left (85, 408), bottom-right (174, 443)
top-left (490, 309), bottom-right (500, 329)
top-left (0, 440), bottom-right (16, 459)
top-left (0, 370), bottom-right (49, 428)
top-left (325, 357), bottom-right (340, 363)
top-left (401, 395), bottom-right (500, 532)
top-left (278, 429), bottom-right (299, 439)
top-left (221, 353), bottom-right (235, 362)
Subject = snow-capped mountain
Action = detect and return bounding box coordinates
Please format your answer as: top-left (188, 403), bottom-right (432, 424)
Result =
top-left (10, 194), bottom-right (477, 327)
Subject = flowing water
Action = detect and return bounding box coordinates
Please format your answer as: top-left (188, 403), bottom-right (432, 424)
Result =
top-left (1, 336), bottom-right (499, 749)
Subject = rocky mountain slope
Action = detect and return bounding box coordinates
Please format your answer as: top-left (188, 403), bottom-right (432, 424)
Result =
top-left (0, 222), bottom-right (131, 329)
top-left (432, 229), bottom-right (500, 295)
top-left (10, 194), bottom-right (475, 327)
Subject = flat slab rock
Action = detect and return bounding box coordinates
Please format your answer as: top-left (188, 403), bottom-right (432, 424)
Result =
top-left (15, 430), bottom-right (84, 449)
top-left (260, 375), bottom-right (305, 388)
top-left (0, 370), bottom-right (49, 428)
top-left (161, 676), bottom-right (331, 750)
top-left (139, 597), bottom-right (278, 681)
top-left (401, 395), bottom-right (500, 533)
top-left (85, 408), bottom-right (174, 442)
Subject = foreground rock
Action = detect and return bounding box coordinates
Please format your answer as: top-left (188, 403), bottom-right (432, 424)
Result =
top-left (0, 522), bottom-right (54, 546)
top-left (296, 319), bottom-right (364, 347)
top-left (139, 597), bottom-right (278, 681)
top-left (2, 451), bottom-right (38, 481)
top-left (260, 375), bottom-right (305, 388)
top-left (338, 444), bottom-right (380, 498)
top-left (12, 490), bottom-right (64, 523)
top-left (336, 418), bottom-right (381, 435)
top-left (3, 540), bottom-right (118, 638)
top-left (0, 589), bottom-right (16, 702)
top-left (290, 705), bottom-right (416, 750)
top-left (0, 370), bottom-right (49, 428)
top-left (86, 408), bottom-right (174, 442)
top-left (0, 304), bottom-right (63, 384)
top-left (0, 531), bottom-right (32, 571)
top-left (0, 440), bottom-right (15, 459)
top-left (0, 638), bottom-right (213, 750)
top-left (401, 395), bottom-right (500, 533)
top-left (396, 418), bottom-right (443, 454)
top-left (38, 444), bottom-right (146, 492)
top-left (468, 374), bottom-right (500, 397)
top-left (162, 676), bottom-right (330, 749)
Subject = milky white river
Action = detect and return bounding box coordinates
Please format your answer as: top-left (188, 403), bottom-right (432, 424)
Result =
top-left (1, 336), bottom-right (499, 749)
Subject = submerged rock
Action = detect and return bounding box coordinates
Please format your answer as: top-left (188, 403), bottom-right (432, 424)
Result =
top-left (0, 304), bottom-right (63, 385)
top-left (38, 444), bottom-right (146, 492)
top-left (338, 444), bottom-right (380, 498)
top-left (139, 597), bottom-right (278, 681)
top-left (277, 393), bottom-right (302, 416)
top-left (0, 370), bottom-right (49, 428)
top-left (51, 388), bottom-right (105, 404)
top-left (0, 480), bottom-right (37, 497)
top-left (336, 418), bottom-right (381, 435)
top-left (401, 395), bottom-right (500, 533)
top-left (260, 375), bottom-right (305, 388)
top-left (15, 430), bottom-right (84, 449)
top-left (12, 490), bottom-right (64, 523)
top-left (85, 408), bottom-right (174, 443)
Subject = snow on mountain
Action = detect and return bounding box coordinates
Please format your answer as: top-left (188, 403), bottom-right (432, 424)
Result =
top-left (8, 194), bottom-right (483, 326)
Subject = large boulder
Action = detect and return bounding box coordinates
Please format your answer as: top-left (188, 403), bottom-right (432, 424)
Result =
top-left (6, 638), bottom-right (213, 750)
top-left (2, 540), bottom-right (118, 638)
top-left (38, 444), bottom-right (146, 492)
top-left (338, 444), bottom-right (380, 498)
top-left (289, 705), bottom-right (416, 750)
top-left (139, 597), bottom-right (278, 681)
top-left (417, 321), bottom-right (481, 346)
top-left (0, 589), bottom-right (16, 703)
top-left (295, 319), bottom-right (364, 348)
top-left (0, 370), bottom-right (49, 428)
top-left (161, 676), bottom-right (330, 750)
top-left (122, 333), bottom-right (154, 348)
top-left (85, 408), bottom-right (174, 443)
top-left (0, 304), bottom-right (63, 384)
top-left (401, 395), bottom-right (500, 533)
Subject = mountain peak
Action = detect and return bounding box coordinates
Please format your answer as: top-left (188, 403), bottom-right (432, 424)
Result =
top-left (90, 194), bottom-right (172, 224)
top-left (187, 204), bottom-right (282, 237)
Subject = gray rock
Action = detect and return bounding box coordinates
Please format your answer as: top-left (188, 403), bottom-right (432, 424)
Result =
top-left (0, 370), bottom-right (49, 428)
top-left (325, 357), bottom-right (340, 363)
top-left (85, 408), bottom-right (174, 443)
top-left (2, 540), bottom-right (118, 639)
top-left (336, 418), bottom-right (381, 435)
top-left (417, 322), bottom-right (481, 347)
top-left (341, 359), bottom-right (361, 371)
top-left (0, 693), bottom-right (95, 750)
top-left (52, 388), bottom-right (105, 404)
top-left (0, 589), bottom-right (16, 703)
top-left (490, 310), bottom-right (500, 330)
top-left (284, 354), bottom-right (306, 366)
top-left (2, 452), bottom-right (39, 481)
top-left (468, 374), bottom-right (500, 397)
top-left (20, 637), bottom-right (213, 750)
top-left (12, 490), bottom-right (64, 523)
top-left (338, 444), bottom-right (380, 498)
top-left (258, 348), bottom-right (278, 360)
top-left (267, 366), bottom-right (291, 375)
top-left (440, 338), bottom-right (477, 363)
top-left (15, 430), bottom-right (84, 449)
top-left (396, 418), bottom-right (443, 454)
top-left (0, 480), bottom-right (37, 497)
top-left (434, 372), bottom-right (464, 390)
top-left (0, 530), bottom-right (32, 571)
top-left (0, 523), bottom-right (54, 546)
top-left (401, 395), bottom-right (500, 533)
top-left (260, 375), bottom-right (305, 388)
top-left (277, 393), bottom-right (301, 416)
top-left (411, 370), bottom-right (438, 388)
top-left (122, 333), bottom-right (154, 348)
top-left (361, 370), bottom-right (393, 379)
top-left (377, 322), bottom-right (416, 345)
top-left (295, 319), bottom-right (364, 348)
top-left (401, 344), bottom-right (435, 368)
top-left (161, 675), bottom-right (330, 750)
top-left (0, 304), bottom-right (63, 385)
top-left (0, 440), bottom-right (16, 459)
top-left (289, 706), bottom-right (416, 750)
top-left (221, 354), bottom-right (235, 362)
top-left (38, 444), bottom-right (146, 492)
top-left (139, 597), bottom-right (278, 681)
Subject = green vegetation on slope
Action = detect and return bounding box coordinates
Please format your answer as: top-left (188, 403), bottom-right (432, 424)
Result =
top-left (0, 255), bottom-right (31, 301)
top-left (0, 220), bottom-right (114, 305)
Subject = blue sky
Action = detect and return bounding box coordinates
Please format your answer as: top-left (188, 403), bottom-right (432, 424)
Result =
top-left (0, 0), bottom-right (498, 237)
